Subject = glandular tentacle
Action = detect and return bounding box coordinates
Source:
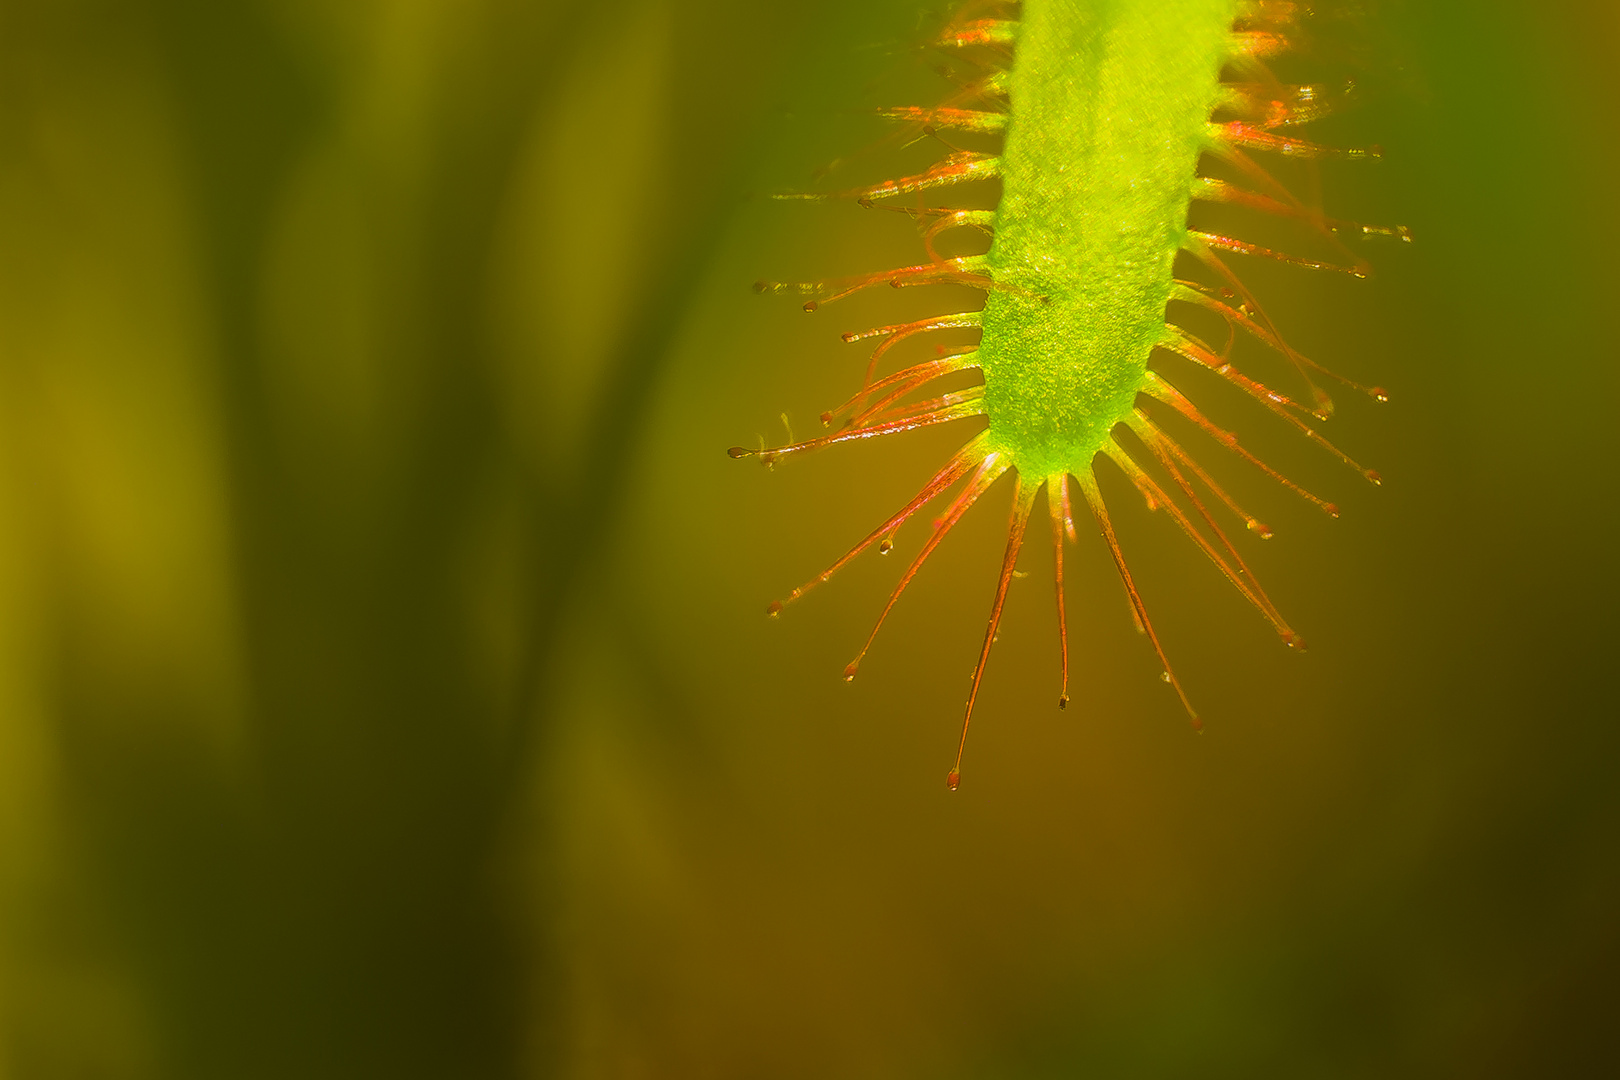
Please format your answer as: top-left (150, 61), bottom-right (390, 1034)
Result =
top-left (845, 452), bottom-right (1010, 684)
top-left (949, 473), bottom-right (1036, 790)
top-left (1140, 371), bottom-right (1342, 517)
top-left (1076, 469), bottom-right (1202, 732)
top-left (767, 437), bottom-right (988, 617)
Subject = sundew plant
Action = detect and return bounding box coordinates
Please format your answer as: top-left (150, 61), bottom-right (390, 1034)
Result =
top-left (732, 0), bottom-right (1406, 789)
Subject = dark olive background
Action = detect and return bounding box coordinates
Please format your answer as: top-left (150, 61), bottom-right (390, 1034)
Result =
top-left (0, 1), bottom-right (1614, 1077)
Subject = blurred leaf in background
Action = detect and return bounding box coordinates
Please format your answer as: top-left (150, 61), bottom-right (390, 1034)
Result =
top-left (0, 1), bottom-right (1617, 1079)
top-left (0, 0), bottom-right (901, 1076)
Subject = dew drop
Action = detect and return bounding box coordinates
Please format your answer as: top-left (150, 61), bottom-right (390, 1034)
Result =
top-left (819, 411), bottom-right (833, 427)
top-left (803, 300), bottom-right (819, 312)
top-left (1160, 671), bottom-right (1172, 683)
top-left (1366, 469), bottom-right (1383, 486)
top-left (1371, 387), bottom-right (1390, 403)
top-left (878, 538), bottom-right (894, 555)
top-left (842, 662), bottom-right (859, 682)
top-left (1058, 695), bottom-right (1069, 710)
top-left (766, 600), bottom-right (783, 618)
top-left (1286, 635), bottom-right (1308, 653)
top-left (1247, 519), bottom-right (1275, 540)
top-left (840, 331), bottom-right (858, 343)
top-left (726, 446), bottom-right (749, 459)
top-left (1324, 503), bottom-right (1341, 518)
top-left (946, 768), bottom-right (961, 792)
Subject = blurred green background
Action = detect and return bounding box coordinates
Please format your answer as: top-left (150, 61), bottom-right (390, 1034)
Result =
top-left (0, 0), bottom-right (1616, 1077)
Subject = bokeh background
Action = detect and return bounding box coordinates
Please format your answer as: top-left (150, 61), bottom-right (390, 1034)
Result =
top-left (0, 0), bottom-right (1616, 1077)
